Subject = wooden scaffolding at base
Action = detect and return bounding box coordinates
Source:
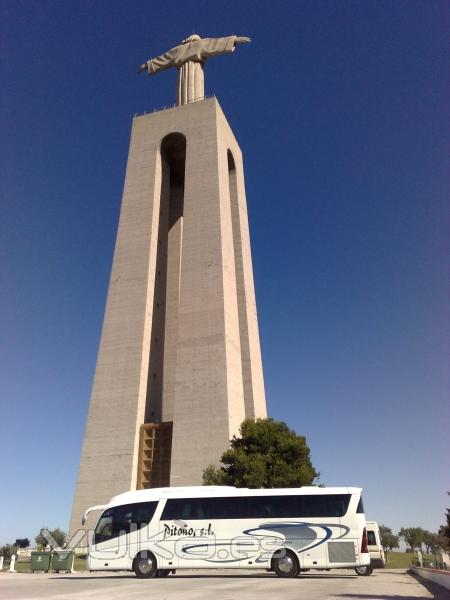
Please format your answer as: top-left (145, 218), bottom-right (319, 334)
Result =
top-left (136, 422), bottom-right (173, 489)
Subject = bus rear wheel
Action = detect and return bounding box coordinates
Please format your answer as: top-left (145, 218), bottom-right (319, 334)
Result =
top-left (355, 564), bottom-right (373, 576)
top-left (133, 552), bottom-right (157, 579)
top-left (272, 549), bottom-right (300, 578)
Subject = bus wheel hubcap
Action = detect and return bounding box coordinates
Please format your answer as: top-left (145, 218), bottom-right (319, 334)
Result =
top-left (279, 555), bottom-right (294, 573)
top-left (138, 558), bottom-right (153, 574)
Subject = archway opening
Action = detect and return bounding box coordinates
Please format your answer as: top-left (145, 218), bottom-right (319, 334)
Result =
top-left (141, 133), bottom-right (186, 488)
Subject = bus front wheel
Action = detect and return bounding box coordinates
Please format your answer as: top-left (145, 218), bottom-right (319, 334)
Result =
top-left (272, 549), bottom-right (300, 578)
top-left (355, 564), bottom-right (373, 576)
top-left (133, 551), bottom-right (157, 579)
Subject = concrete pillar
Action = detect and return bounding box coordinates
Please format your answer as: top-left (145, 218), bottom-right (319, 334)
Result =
top-left (8, 555), bottom-right (15, 573)
top-left (69, 98), bottom-right (266, 540)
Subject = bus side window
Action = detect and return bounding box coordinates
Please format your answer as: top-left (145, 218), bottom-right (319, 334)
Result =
top-left (334, 496), bottom-right (349, 517)
top-left (162, 498), bottom-right (183, 520)
top-left (113, 501), bottom-right (158, 536)
top-left (356, 496), bottom-right (364, 513)
top-left (94, 502), bottom-right (159, 543)
top-left (195, 499), bottom-right (207, 520)
top-left (181, 501), bottom-right (193, 520)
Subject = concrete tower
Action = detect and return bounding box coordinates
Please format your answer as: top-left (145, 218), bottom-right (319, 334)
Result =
top-left (69, 97), bottom-right (267, 538)
top-left (69, 34), bottom-right (266, 540)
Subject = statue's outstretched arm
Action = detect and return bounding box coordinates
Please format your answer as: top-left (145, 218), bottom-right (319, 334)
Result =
top-left (234, 36), bottom-right (251, 45)
top-left (137, 36), bottom-right (251, 75)
top-left (137, 46), bottom-right (181, 75)
top-left (197, 35), bottom-right (251, 61)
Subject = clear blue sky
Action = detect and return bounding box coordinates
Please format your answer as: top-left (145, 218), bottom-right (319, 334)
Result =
top-left (1, 0), bottom-right (448, 546)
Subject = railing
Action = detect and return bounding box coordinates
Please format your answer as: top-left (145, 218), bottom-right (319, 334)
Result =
top-left (411, 558), bottom-right (449, 570)
top-left (134, 94), bottom-right (215, 118)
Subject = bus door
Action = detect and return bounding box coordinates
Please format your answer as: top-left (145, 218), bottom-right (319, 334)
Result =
top-left (159, 498), bottom-right (218, 568)
top-left (156, 512), bottom-right (180, 569)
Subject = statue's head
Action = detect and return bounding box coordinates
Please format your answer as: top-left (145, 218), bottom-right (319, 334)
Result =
top-left (182, 34), bottom-right (201, 44)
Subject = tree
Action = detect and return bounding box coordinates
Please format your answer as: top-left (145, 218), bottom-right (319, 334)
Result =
top-left (422, 530), bottom-right (441, 554)
top-left (399, 527), bottom-right (425, 552)
top-left (0, 544), bottom-right (18, 562)
top-left (35, 527), bottom-right (67, 549)
top-left (379, 525), bottom-right (399, 555)
top-left (202, 418), bottom-right (318, 488)
top-left (438, 493), bottom-right (450, 551)
top-left (202, 464), bottom-right (224, 485)
top-left (50, 528), bottom-right (67, 548)
top-left (35, 527), bottom-right (50, 549)
top-left (14, 538), bottom-right (30, 548)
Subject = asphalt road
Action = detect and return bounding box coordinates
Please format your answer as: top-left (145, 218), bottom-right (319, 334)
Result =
top-left (0, 568), bottom-right (446, 600)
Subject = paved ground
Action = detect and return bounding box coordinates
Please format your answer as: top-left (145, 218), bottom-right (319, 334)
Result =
top-left (0, 568), bottom-right (446, 600)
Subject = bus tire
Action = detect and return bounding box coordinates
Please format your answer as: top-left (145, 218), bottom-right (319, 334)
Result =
top-left (157, 569), bottom-right (171, 577)
top-left (355, 564), bottom-right (373, 576)
top-left (272, 549), bottom-right (300, 578)
top-left (133, 551), bottom-right (157, 579)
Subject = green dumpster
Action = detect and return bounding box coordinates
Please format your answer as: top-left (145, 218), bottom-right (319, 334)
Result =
top-left (51, 550), bottom-right (74, 573)
top-left (31, 551), bottom-right (52, 573)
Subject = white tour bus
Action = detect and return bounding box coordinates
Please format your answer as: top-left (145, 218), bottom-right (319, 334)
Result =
top-left (83, 485), bottom-right (371, 578)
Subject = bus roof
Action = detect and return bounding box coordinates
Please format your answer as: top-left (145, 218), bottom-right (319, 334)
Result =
top-left (105, 485), bottom-right (363, 509)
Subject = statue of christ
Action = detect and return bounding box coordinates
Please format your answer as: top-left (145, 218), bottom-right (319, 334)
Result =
top-left (138, 34), bottom-right (251, 106)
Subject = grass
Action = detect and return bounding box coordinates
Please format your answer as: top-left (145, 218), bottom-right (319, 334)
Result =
top-left (1, 556), bottom-right (86, 573)
top-left (385, 552), bottom-right (435, 569)
top-left (74, 557), bottom-right (86, 571)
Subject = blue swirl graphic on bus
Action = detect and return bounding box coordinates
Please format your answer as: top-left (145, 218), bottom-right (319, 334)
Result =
top-left (181, 521), bottom-right (350, 562)
top-left (243, 522), bottom-right (338, 553)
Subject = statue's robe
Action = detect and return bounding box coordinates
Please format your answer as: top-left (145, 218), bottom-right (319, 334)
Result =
top-left (145, 36), bottom-right (237, 105)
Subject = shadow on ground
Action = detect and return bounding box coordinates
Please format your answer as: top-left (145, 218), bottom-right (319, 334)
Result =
top-left (337, 571), bottom-right (449, 600)
top-left (51, 572), bottom-right (359, 581)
